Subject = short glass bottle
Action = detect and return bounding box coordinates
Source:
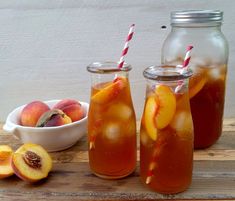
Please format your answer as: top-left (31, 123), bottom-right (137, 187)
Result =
top-left (140, 65), bottom-right (193, 194)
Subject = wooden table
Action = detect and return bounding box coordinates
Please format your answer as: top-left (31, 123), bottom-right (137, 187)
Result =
top-left (0, 119), bottom-right (235, 201)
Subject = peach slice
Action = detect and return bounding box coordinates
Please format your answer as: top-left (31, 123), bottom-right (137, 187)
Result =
top-left (154, 85), bottom-right (176, 129)
top-left (144, 85), bottom-right (176, 141)
top-left (91, 76), bottom-right (127, 104)
top-left (144, 96), bottom-right (158, 141)
top-left (189, 71), bottom-right (207, 99)
top-left (0, 145), bottom-right (14, 179)
top-left (11, 143), bottom-right (52, 182)
top-left (170, 110), bottom-right (193, 139)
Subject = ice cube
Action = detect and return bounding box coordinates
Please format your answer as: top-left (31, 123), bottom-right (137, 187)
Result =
top-left (140, 131), bottom-right (149, 146)
top-left (103, 123), bottom-right (121, 141)
top-left (140, 129), bottom-right (154, 147)
top-left (208, 67), bottom-right (221, 80)
top-left (126, 119), bottom-right (136, 137)
top-left (208, 65), bottom-right (226, 81)
top-left (107, 103), bottom-right (132, 120)
top-left (170, 110), bottom-right (193, 139)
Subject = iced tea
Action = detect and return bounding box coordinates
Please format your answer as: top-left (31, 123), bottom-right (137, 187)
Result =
top-left (140, 65), bottom-right (193, 194)
top-left (87, 62), bottom-right (136, 179)
top-left (189, 64), bottom-right (227, 148)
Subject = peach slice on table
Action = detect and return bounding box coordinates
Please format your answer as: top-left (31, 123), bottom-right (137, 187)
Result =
top-left (91, 76), bottom-right (127, 104)
top-left (189, 71), bottom-right (207, 99)
top-left (144, 85), bottom-right (176, 141)
top-left (11, 143), bottom-right (52, 182)
top-left (0, 145), bottom-right (14, 179)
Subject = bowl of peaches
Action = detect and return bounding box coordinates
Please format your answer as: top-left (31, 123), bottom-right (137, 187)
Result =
top-left (3, 99), bottom-right (89, 152)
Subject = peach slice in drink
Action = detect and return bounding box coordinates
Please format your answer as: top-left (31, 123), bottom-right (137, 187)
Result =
top-left (144, 85), bottom-right (176, 141)
top-left (91, 76), bottom-right (127, 104)
top-left (189, 70), bottom-right (207, 99)
top-left (154, 85), bottom-right (176, 129)
top-left (144, 96), bottom-right (158, 141)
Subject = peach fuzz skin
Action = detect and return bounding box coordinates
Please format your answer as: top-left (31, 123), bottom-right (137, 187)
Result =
top-left (20, 101), bottom-right (50, 127)
top-left (53, 99), bottom-right (85, 122)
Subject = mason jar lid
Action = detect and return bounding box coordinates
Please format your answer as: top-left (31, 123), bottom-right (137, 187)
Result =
top-left (143, 65), bottom-right (193, 81)
top-left (87, 61), bottom-right (132, 74)
top-left (171, 10), bottom-right (223, 24)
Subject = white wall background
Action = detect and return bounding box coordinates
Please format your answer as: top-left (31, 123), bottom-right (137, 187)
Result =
top-left (1, 0), bottom-right (235, 121)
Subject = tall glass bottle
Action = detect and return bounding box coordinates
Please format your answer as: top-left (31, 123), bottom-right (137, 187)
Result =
top-left (162, 10), bottom-right (229, 149)
top-left (87, 61), bottom-right (136, 179)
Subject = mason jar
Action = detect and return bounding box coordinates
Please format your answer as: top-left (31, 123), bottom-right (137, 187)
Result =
top-left (161, 10), bottom-right (229, 149)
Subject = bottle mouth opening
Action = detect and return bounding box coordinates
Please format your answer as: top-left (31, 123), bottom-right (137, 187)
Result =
top-left (87, 61), bottom-right (132, 74)
top-left (143, 65), bottom-right (193, 81)
top-left (171, 10), bottom-right (223, 25)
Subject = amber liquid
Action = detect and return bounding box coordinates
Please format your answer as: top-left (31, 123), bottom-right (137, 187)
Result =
top-left (140, 87), bottom-right (193, 194)
top-left (88, 77), bottom-right (136, 179)
top-left (189, 65), bottom-right (227, 149)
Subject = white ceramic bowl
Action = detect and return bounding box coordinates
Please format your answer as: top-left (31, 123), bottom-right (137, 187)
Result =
top-left (3, 100), bottom-right (89, 152)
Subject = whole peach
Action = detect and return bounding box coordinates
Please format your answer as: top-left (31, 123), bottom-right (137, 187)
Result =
top-left (20, 101), bottom-right (50, 127)
top-left (53, 99), bottom-right (85, 122)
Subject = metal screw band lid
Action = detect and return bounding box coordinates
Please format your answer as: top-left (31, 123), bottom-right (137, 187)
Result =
top-left (171, 10), bottom-right (223, 24)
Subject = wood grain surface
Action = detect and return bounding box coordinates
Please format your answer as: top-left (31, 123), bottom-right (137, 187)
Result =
top-left (0, 118), bottom-right (235, 200)
top-left (1, 0), bottom-right (235, 122)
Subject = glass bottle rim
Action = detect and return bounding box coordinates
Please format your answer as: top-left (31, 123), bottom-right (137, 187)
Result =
top-left (171, 10), bottom-right (223, 25)
top-left (143, 65), bottom-right (193, 81)
top-left (87, 61), bottom-right (132, 74)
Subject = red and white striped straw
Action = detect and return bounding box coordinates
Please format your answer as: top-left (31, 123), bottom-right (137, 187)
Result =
top-left (118, 24), bottom-right (135, 69)
top-left (175, 45), bottom-right (193, 93)
top-left (182, 45), bottom-right (193, 68)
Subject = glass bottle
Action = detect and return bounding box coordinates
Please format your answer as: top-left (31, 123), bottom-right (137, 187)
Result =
top-left (87, 61), bottom-right (136, 179)
top-left (161, 10), bottom-right (229, 149)
top-left (140, 65), bottom-right (193, 194)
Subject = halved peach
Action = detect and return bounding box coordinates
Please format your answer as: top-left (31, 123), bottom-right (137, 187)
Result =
top-left (36, 109), bottom-right (72, 127)
top-left (11, 143), bottom-right (52, 182)
top-left (0, 145), bottom-right (14, 179)
top-left (154, 85), bottom-right (176, 129)
top-left (189, 71), bottom-right (207, 99)
top-left (91, 76), bottom-right (127, 104)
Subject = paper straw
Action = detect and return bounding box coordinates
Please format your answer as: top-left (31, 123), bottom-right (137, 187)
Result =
top-left (182, 45), bottom-right (193, 68)
top-left (118, 24), bottom-right (135, 69)
top-left (175, 45), bottom-right (193, 93)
